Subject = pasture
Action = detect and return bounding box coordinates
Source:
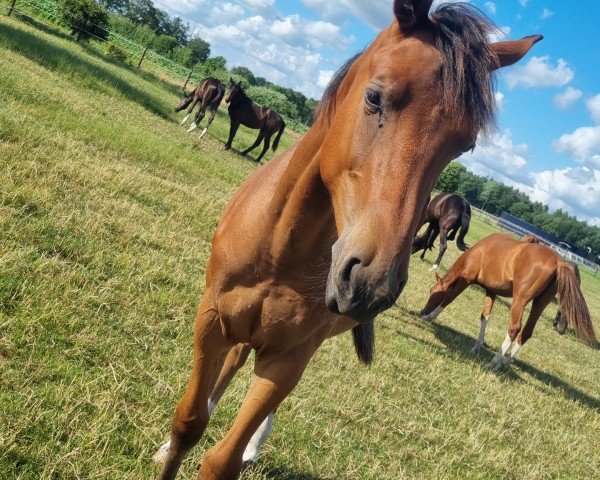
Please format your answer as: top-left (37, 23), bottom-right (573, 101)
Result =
top-left (1, 15), bottom-right (599, 480)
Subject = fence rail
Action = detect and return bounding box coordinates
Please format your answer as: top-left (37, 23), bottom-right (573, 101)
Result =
top-left (471, 206), bottom-right (600, 275)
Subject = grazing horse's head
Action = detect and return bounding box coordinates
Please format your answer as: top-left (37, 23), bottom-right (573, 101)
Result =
top-left (421, 273), bottom-right (450, 317)
top-left (225, 78), bottom-right (243, 104)
top-left (320, 0), bottom-right (541, 320)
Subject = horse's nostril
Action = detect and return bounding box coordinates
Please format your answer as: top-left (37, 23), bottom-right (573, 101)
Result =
top-left (340, 256), bottom-right (362, 284)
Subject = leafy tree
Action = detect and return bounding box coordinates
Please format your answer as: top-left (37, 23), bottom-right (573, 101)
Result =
top-left (152, 34), bottom-right (179, 56)
top-left (203, 56), bottom-right (227, 74)
top-left (231, 66), bottom-right (257, 86)
top-left (246, 86), bottom-right (298, 118)
top-left (98, 0), bottom-right (127, 15)
top-left (60, 0), bottom-right (110, 41)
top-left (436, 161), bottom-right (464, 193)
top-left (187, 38), bottom-right (211, 65)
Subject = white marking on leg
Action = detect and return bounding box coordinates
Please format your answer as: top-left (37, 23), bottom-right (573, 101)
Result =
top-left (187, 122), bottom-right (198, 133)
top-left (422, 305), bottom-right (443, 323)
top-left (429, 264), bottom-right (439, 272)
top-left (207, 397), bottom-right (217, 417)
top-left (199, 127), bottom-right (208, 139)
top-left (485, 334), bottom-right (512, 371)
top-left (154, 397), bottom-right (217, 464)
top-left (471, 315), bottom-right (489, 354)
top-left (242, 411), bottom-right (275, 465)
top-left (153, 440), bottom-right (171, 464)
top-left (180, 114), bottom-right (190, 125)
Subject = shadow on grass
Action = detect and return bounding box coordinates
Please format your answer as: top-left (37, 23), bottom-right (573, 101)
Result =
top-left (245, 464), bottom-right (326, 480)
top-left (425, 321), bottom-right (600, 412)
top-left (0, 21), bottom-right (171, 119)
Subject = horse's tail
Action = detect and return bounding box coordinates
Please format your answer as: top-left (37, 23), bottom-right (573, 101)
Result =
top-left (272, 117), bottom-right (286, 151)
top-left (556, 261), bottom-right (597, 346)
top-left (211, 82), bottom-right (226, 111)
top-left (352, 322), bottom-right (374, 365)
top-left (456, 204), bottom-right (471, 252)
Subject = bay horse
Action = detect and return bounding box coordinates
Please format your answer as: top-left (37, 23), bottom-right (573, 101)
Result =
top-left (154, 2), bottom-right (542, 478)
top-left (176, 77), bottom-right (225, 139)
top-left (421, 233), bottom-right (596, 371)
top-left (412, 193), bottom-right (471, 270)
top-left (224, 79), bottom-right (286, 163)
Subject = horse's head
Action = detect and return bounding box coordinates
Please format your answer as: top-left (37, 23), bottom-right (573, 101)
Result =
top-left (321, 0), bottom-right (541, 320)
top-left (225, 78), bottom-right (243, 104)
top-left (420, 273), bottom-right (448, 319)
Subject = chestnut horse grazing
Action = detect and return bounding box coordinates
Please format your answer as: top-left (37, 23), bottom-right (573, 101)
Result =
top-left (421, 233), bottom-right (597, 371)
top-left (224, 79), bottom-right (286, 163)
top-left (412, 193), bottom-right (471, 270)
top-left (155, 2), bottom-right (541, 478)
top-left (176, 77), bottom-right (225, 139)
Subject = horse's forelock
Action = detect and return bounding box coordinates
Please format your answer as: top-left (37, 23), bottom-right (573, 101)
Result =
top-left (316, 3), bottom-right (499, 134)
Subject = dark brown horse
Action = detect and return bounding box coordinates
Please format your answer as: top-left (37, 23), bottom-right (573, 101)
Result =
top-left (154, 2), bottom-right (541, 478)
top-left (224, 79), bottom-right (286, 163)
top-left (413, 193), bottom-right (471, 270)
top-left (176, 77), bottom-right (225, 139)
top-left (421, 233), bottom-right (596, 371)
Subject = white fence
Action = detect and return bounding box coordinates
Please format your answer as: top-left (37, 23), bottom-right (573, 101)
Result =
top-left (471, 206), bottom-right (600, 275)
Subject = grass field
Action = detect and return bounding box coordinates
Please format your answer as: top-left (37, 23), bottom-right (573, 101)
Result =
top-left (1, 15), bottom-right (599, 480)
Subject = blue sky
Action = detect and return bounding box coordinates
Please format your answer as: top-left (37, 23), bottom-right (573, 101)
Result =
top-left (154, 0), bottom-right (600, 227)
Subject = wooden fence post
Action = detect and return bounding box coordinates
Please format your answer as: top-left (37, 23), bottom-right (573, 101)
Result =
top-left (183, 68), bottom-right (193, 92)
top-left (137, 47), bottom-right (148, 69)
top-left (7, 0), bottom-right (17, 16)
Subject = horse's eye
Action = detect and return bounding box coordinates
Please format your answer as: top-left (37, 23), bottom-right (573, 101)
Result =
top-left (365, 89), bottom-right (382, 109)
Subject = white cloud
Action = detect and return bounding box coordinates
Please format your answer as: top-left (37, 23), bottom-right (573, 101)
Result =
top-left (484, 2), bottom-right (496, 15)
top-left (505, 56), bottom-right (574, 90)
top-left (304, 21), bottom-right (352, 50)
top-left (207, 3), bottom-right (245, 24)
top-left (238, 0), bottom-right (275, 12)
top-left (317, 70), bottom-right (334, 89)
top-left (529, 168), bottom-right (600, 226)
top-left (495, 91), bottom-right (506, 110)
top-left (519, 0), bottom-right (530, 6)
top-left (489, 26), bottom-right (511, 43)
top-left (553, 87), bottom-right (583, 110)
top-left (586, 94), bottom-right (600, 124)
top-left (541, 8), bottom-right (554, 20)
top-left (553, 126), bottom-right (600, 169)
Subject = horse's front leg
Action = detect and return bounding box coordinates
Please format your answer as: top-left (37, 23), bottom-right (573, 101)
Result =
top-left (197, 342), bottom-right (318, 480)
top-left (156, 294), bottom-right (232, 480)
top-left (225, 121), bottom-right (240, 150)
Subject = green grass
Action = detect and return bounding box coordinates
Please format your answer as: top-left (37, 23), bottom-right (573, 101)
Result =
top-left (1, 15), bottom-right (599, 480)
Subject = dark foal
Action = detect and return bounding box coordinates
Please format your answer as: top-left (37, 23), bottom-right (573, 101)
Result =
top-left (176, 77), bottom-right (225, 139)
top-left (224, 79), bottom-right (286, 163)
top-left (413, 193), bottom-right (471, 270)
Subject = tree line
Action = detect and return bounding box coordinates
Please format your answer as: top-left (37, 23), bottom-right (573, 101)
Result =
top-left (58, 0), bottom-right (318, 125)
top-left (437, 162), bottom-right (600, 257)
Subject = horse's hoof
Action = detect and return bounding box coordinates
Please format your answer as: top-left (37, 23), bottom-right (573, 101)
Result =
top-left (242, 460), bottom-right (257, 471)
top-left (484, 361), bottom-right (497, 371)
top-left (429, 264), bottom-right (439, 272)
top-left (470, 345), bottom-right (481, 355)
top-left (153, 440), bottom-right (170, 464)
top-left (199, 128), bottom-right (208, 139)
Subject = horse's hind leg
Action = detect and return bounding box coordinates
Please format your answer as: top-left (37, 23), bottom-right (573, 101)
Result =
top-left (485, 297), bottom-right (527, 371)
top-left (254, 135), bottom-right (272, 163)
top-left (181, 99), bottom-right (198, 126)
top-left (156, 295), bottom-right (231, 480)
top-left (431, 228), bottom-right (448, 271)
top-left (199, 108), bottom-right (218, 139)
top-left (197, 343), bottom-right (318, 480)
top-left (471, 292), bottom-right (496, 354)
top-left (188, 104), bottom-right (207, 133)
top-left (511, 283), bottom-right (557, 362)
top-left (241, 131), bottom-right (265, 157)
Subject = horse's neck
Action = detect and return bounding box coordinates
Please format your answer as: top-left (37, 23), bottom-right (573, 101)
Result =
top-left (267, 126), bottom-right (335, 264)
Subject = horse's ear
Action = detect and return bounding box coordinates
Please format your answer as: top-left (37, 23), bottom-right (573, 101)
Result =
top-left (229, 77), bottom-right (234, 84)
top-left (490, 35), bottom-right (543, 70)
top-left (394, 0), bottom-right (433, 30)
top-left (435, 272), bottom-right (441, 283)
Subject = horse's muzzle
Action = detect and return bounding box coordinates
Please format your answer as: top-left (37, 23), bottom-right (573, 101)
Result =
top-left (325, 254), bottom-right (406, 319)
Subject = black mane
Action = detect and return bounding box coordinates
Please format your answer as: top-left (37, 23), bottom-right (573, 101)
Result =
top-left (316, 3), bottom-right (499, 134)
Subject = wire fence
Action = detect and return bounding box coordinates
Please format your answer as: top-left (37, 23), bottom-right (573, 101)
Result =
top-left (471, 206), bottom-right (600, 275)
top-left (1, 0), bottom-right (311, 134)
